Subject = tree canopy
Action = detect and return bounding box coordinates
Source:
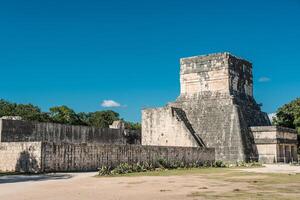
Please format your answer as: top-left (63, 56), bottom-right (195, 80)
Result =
top-left (0, 99), bottom-right (140, 129)
top-left (273, 97), bottom-right (300, 134)
top-left (0, 99), bottom-right (49, 122)
top-left (125, 121), bottom-right (142, 130)
top-left (80, 110), bottom-right (120, 128)
top-left (49, 106), bottom-right (82, 125)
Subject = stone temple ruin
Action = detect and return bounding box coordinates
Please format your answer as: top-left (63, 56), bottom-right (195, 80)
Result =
top-left (142, 52), bottom-right (298, 163)
top-left (0, 117), bottom-right (214, 173)
top-left (0, 52), bottom-right (298, 173)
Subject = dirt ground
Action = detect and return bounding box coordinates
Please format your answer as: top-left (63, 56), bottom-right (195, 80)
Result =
top-left (237, 164), bottom-right (300, 174)
top-left (0, 164), bottom-right (299, 200)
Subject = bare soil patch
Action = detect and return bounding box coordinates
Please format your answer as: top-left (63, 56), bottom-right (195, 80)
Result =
top-left (0, 165), bottom-right (299, 200)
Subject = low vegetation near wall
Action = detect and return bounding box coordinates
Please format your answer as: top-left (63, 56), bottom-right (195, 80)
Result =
top-left (98, 160), bottom-right (264, 176)
top-left (98, 159), bottom-right (225, 176)
top-left (42, 143), bottom-right (215, 172)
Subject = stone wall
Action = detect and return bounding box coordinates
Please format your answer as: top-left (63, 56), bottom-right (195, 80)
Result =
top-left (251, 126), bottom-right (298, 163)
top-left (0, 142), bottom-right (42, 172)
top-left (228, 54), bottom-right (253, 98)
top-left (0, 119), bottom-right (129, 144)
top-left (0, 141), bottom-right (214, 173)
top-left (142, 106), bottom-right (204, 148)
top-left (41, 143), bottom-right (214, 172)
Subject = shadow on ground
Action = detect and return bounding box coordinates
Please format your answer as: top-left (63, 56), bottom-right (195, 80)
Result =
top-left (0, 173), bottom-right (73, 184)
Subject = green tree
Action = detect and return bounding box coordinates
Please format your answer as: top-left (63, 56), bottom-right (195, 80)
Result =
top-left (273, 98), bottom-right (300, 134)
top-left (77, 112), bottom-right (90, 126)
top-left (49, 105), bottom-right (82, 125)
top-left (273, 97), bottom-right (300, 154)
top-left (15, 104), bottom-right (49, 122)
top-left (0, 99), bottom-right (138, 129)
top-left (0, 99), bottom-right (48, 122)
top-left (87, 110), bottom-right (119, 128)
top-left (0, 99), bottom-right (15, 116)
top-left (125, 121), bottom-right (141, 130)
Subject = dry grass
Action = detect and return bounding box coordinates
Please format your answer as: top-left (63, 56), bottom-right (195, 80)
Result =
top-left (184, 169), bottom-right (300, 200)
top-left (99, 167), bottom-right (300, 199)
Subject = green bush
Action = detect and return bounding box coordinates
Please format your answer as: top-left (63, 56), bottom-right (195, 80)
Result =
top-left (235, 161), bottom-right (262, 167)
top-left (98, 160), bottom-right (218, 176)
top-left (98, 166), bottom-right (112, 176)
top-left (156, 158), bottom-right (169, 169)
top-left (213, 160), bottom-right (226, 168)
top-left (98, 160), bottom-right (265, 176)
top-left (98, 162), bottom-right (155, 176)
top-left (111, 163), bottom-right (132, 175)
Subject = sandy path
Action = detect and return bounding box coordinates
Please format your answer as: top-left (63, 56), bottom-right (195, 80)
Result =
top-left (0, 173), bottom-right (217, 200)
top-left (0, 172), bottom-right (238, 200)
top-left (237, 164), bottom-right (300, 174)
top-left (0, 164), bottom-right (299, 200)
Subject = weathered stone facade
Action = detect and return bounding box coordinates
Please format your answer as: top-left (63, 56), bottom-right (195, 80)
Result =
top-left (0, 119), bottom-right (134, 144)
top-left (42, 143), bottom-right (214, 172)
top-left (142, 52), bottom-right (298, 163)
top-left (251, 126), bottom-right (298, 163)
top-left (0, 142), bottom-right (214, 173)
top-left (142, 106), bottom-right (204, 148)
top-left (0, 119), bottom-right (214, 172)
top-left (0, 142), bottom-right (42, 173)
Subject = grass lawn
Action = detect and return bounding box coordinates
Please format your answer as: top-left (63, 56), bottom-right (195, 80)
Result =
top-left (98, 167), bottom-right (300, 200)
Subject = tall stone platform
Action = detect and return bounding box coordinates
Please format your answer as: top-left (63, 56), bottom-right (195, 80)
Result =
top-left (142, 52), bottom-right (271, 162)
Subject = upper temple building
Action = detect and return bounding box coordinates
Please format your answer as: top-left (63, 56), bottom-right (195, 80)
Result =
top-left (179, 52), bottom-right (253, 98)
top-left (142, 52), bottom-right (298, 163)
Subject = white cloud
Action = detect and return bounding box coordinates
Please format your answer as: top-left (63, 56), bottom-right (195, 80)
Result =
top-left (258, 77), bottom-right (271, 82)
top-left (101, 100), bottom-right (121, 107)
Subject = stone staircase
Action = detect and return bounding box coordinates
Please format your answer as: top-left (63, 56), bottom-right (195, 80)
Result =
top-left (172, 107), bottom-right (206, 148)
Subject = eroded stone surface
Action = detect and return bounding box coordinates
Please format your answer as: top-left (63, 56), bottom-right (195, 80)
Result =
top-left (143, 52), bottom-right (274, 162)
top-left (251, 126), bottom-right (298, 163)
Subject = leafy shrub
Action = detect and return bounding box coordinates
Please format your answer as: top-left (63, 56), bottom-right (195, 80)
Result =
top-left (98, 166), bottom-right (112, 176)
top-left (111, 163), bottom-right (132, 175)
top-left (213, 160), bottom-right (226, 168)
top-left (98, 160), bottom-right (217, 176)
top-left (235, 161), bottom-right (262, 167)
top-left (98, 160), bottom-right (265, 176)
top-left (142, 162), bottom-right (154, 171)
top-left (156, 158), bottom-right (169, 169)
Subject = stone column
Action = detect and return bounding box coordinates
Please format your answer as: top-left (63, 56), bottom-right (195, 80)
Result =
top-left (283, 145), bottom-right (286, 163)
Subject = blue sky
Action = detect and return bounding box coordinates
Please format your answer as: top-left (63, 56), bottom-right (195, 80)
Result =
top-left (0, 0), bottom-right (299, 122)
